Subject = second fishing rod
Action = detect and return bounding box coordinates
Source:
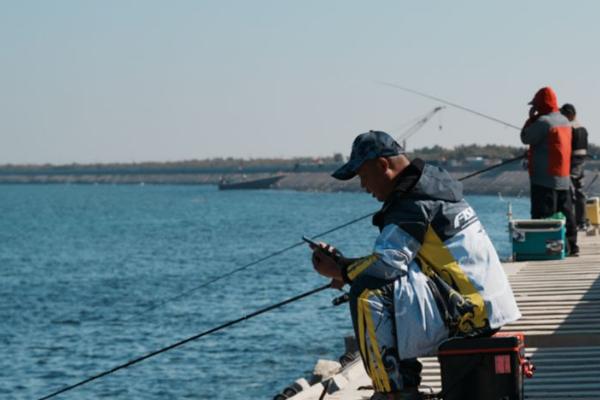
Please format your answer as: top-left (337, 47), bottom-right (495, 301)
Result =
top-left (127, 86), bottom-right (527, 320)
top-left (37, 87), bottom-right (529, 398)
top-left (44, 84), bottom-right (527, 327)
top-left (132, 151), bottom-right (525, 319)
top-left (38, 142), bottom-right (527, 399)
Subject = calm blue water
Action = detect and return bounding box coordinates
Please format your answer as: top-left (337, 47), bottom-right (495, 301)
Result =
top-left (0, 185), bottom-right (529, 399)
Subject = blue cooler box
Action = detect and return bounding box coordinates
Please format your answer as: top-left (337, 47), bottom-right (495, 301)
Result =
top-left (510, 219), bottom-right (566, 261)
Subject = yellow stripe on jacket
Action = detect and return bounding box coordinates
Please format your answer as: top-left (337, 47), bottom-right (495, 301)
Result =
top-left (417, 225), bottom-right (488, 332)
top-left (346, 254), bottom-right (380, 281)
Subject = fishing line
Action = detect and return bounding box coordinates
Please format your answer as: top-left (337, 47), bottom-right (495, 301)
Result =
top-left (130, 156), bottom-right (525, 320)
top-left (44, 86), bottom-right (528, 322)
top-left (457, 154), bottom-right (525, 181)
top-left (36, 156), bottom-right (527, 399)
top-left (48, 210), bottom-right (384, 325)
top-left (38, 283), bottom-right (331, 400)
top-left (376, 81), bottom-right (522, 131)
top-left (126, 211), bottom-right (375, 321)
top-left (77, 88), bottom-right (527, 323)
top-left (34, 85), bottom-right (532, 399)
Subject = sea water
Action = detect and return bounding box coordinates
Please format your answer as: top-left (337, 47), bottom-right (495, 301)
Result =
top-left (0, 184), bottom-right (529, 399)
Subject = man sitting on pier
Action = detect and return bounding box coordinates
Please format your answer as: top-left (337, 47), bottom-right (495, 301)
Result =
top-left (310, 131), bottom-right (521, 400)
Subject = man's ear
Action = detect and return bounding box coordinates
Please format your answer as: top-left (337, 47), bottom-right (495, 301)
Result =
top-left (376, 157), bottom-right (390, 172)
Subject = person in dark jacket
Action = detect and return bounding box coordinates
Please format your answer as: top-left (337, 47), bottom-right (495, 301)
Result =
top-left (521, 87), bottom-right (579, 255)
top-left (561, 103), bottom-right (589, 229)
top-left (310, 131), bottom-right (520, 400)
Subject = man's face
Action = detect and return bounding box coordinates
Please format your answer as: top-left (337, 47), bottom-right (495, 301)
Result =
top-left (357, 158), bottom-right (390, 202)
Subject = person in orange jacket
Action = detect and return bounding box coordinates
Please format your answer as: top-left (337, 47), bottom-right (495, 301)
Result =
top-left (521, 87), bottom-right (578, 255)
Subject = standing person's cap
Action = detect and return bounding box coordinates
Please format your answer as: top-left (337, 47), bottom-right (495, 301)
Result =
top-left (560, 103), bottom-right (576, 116)
top-left (332, 130), bottom-right (404, 180)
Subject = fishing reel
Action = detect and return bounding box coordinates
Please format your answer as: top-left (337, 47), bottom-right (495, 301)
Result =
top-left (332, 292), bottom-right (349, 306)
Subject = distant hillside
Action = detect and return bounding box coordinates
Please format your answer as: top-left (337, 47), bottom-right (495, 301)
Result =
top-left (0, 157), bottom-right (341, 176)
top-left (410, 143), bottom-right (600, 161)
top-left (409, 144), bottom-right (527, 161)
top-left (0, 143), bottom-right (549, 170)
top-left (1, 143), bottom-right (598, 187)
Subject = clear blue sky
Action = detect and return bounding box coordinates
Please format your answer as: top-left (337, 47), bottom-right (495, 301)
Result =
top-left (1, 1), bottom-right (598, 164)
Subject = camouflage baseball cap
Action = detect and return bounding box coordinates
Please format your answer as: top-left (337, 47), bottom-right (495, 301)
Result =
top-left (332, 130), bottom-right (404, 180)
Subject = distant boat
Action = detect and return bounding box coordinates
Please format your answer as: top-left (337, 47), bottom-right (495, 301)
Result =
top-left (218, 175), bottom-right (285, 190)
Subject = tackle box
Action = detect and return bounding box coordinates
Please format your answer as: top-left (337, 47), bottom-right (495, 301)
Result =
top-left (509, 219), bottom-right (565, 261)
top-left (437, 332), bottom-right (533, 400)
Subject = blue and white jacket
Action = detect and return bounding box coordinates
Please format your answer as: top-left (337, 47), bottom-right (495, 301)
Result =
top-left (342, 159), bottom-right (521, 358)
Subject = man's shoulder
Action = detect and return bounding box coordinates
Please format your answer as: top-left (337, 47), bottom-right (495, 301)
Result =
top-left (526, 115), bottom-right (552, 129)
top-left (411, 163), bottom-right (463, 203)
top-left (383, 195), bottom-right (429, 215)
top-left (543, 111), bottom-right (570, 127)
top-left (376, 194), bottom-right (432, 229)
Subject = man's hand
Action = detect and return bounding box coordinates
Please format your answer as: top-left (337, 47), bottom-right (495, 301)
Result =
top-left (528, 106), bottom-right (539, 120)
top-left (330, 277), bottom-right (345, 289)
top-left (310, 242), bottom-right (344, 288)
top-left (523, 106), bottom-right (540, 129)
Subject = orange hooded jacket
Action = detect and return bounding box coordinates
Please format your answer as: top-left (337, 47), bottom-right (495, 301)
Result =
top-left (521, 87), bottom-right (572, 189)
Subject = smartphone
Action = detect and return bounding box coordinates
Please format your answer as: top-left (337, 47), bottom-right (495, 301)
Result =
top-left (302, 235), bottom-right (320, 248)
top-left (303, 236), bottom-right (341, 261)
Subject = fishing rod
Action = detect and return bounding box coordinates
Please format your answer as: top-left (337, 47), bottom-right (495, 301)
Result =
top-left (38, 283), bottom-right (331, 400)
top-left (458, 153), bottom-right (525, 181)
top-left (126, 211), bottom-right (374, 321)
top-left (35, 85), bottom-right (532, 398)
top-left (37, 157), bottom-right (527, 398)
top-left (129, 156), bottom-right (525, 319)
top-left (52, 88), bottom-right (527, 325)
top-left (376, 81), bottom-right (522, 131)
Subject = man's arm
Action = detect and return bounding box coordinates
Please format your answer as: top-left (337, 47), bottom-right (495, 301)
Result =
top-left (342, 223), bottom-right (423, 283)
top-left (312, 201), bottom-right (428, 285)
top-left (521, 118), bottom-right (547, 145)
top-left (312, 221), bottom-right (426, 288)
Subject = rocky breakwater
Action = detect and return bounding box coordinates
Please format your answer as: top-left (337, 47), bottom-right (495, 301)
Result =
top-left (277, 168), bottom-right (600, 196)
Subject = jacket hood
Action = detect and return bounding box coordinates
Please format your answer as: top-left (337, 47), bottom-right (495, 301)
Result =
top-left (374, 161), bottom-right (463, 229)
top-left (410, 164), bottom-right (463, 202)
top-left (529, 87), bottom-right (559, 115)
top-left (386, 160), bottom-right (463, 204)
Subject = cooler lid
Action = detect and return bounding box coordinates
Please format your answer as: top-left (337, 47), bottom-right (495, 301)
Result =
top-left (438, 335), bottom-right (521, 355)
top-left (510, 219), bottom-right (565, 230)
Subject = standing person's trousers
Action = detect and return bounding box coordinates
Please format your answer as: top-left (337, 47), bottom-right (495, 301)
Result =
top-left (530, 184), bottom-right (578, 253)
top-left (571, 162), bottom-right (587, 227)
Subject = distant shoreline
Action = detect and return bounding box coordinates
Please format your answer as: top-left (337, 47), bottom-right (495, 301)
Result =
top-left (2, 162), bottom-right (599, 196)
top-left (2, 169), bottom-right (599, 196)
